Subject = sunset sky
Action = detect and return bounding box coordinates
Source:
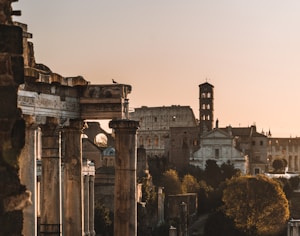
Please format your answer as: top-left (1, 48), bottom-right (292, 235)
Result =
top-left (13, 1), bottom-right (300, 137)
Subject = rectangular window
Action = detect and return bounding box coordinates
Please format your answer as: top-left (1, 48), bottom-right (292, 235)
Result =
top-left (215, 149), bottom-right (219, 158)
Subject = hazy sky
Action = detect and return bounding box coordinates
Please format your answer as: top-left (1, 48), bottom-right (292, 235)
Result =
top-left (13, 1), bottom-right (300, 137)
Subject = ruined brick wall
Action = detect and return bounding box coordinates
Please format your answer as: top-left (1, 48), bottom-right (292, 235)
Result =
top-left (0, 1), bottom-right (27, 234)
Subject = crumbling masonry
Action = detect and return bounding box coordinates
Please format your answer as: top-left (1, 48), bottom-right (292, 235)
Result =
top-left (0, 1), bottom-right (138, 236)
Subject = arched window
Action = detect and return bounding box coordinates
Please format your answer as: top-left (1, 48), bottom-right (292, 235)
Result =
top-left (154, 136), bottom-right (159, 146)
top-left (207, 115), bottom-right (210, 120)
top-left (207, 104), bottom-right (210, 109)
top-left (207, 92), bottom-right (211, 98)
top-left (202, 104), bottom-right (206, 109)
top-left (147, 137), bottom-right (151, 147)
top-left (139, 136), bottom-right (144, 146)
top-left (202, 115), bottom-right (206, 120)
top-left (201, 93), bottom-right (206, 98)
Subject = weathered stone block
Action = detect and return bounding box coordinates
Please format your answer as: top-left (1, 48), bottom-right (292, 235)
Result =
top-left (0, 25), bottom-right (23, 54)
top-left (11, 55), bottom-right (24, 84)
top-left (0, 87), bottom-right (18, 118)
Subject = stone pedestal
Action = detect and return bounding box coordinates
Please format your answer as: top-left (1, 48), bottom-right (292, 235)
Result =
top-left (40, 117), bottom-right (62, 235)
top-left (109, 119), bottom-right (139, 236)
top-left (63, 119), bottom-right (84, 236)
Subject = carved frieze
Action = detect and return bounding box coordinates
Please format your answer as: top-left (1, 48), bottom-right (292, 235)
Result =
top-left (18, 90), bottom-right (80, 120)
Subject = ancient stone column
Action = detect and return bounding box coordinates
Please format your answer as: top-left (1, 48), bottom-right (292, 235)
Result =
top-left (89, 175), bottom-right (96, 236)
top-left (19, 115), bottom-right (38, 236)
top-left (63, 119), bottom-right (84, 236)
top-left (157, 187), bottom-right (165, 224)
top-left (179, 202), bottom-right (188, 236)
top-left (84, 174), bottom-right (90, 236)
top-left (40, 117), bottom-right (62, 235)
top-left (109, 119), bottom-right (139, 236)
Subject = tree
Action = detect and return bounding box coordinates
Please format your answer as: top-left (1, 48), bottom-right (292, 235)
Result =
top-left (220, 161), bottom-right (241, 180)
top-left (272, 158), bottom-right (287, 173)
top-left (204, 160), bottom-right (222, 188)
top-left (181, 174), bottom-right (199, 193)
top-left (161, 169), bottom-right (182, 196)
top-left (94, 203), bottom-right (113, 236)
top-left (204, 210), bottom-right (246, 236)
top-left (222, 175), bottom-right (289, 236)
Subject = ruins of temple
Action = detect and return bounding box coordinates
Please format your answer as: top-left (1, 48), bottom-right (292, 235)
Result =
top-left (0, 2), bottom-right (139, 236)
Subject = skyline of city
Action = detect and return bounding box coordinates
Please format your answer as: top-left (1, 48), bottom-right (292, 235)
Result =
top-left (14, 1), bottom-right (300, 137)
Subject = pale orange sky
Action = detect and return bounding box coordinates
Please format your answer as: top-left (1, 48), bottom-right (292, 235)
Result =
top-left (14, 1), bottom-right (300, 137)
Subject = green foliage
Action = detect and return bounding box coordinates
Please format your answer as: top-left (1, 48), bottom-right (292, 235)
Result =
top-left (161, 169), bottom-right (182, 196)
top-left (275, 177), bottom-right (293, 200)
top-left (204, 160), bottom-right (223, 188)
top-left (222, 175), bottom-right (289, 236)
top-left (181, 174), bottom-right (199, 193)
top-left (151, 222), bottom-right (170, 236)
top-left (148, 157), bottom-right (166, 186)
top-left (220, 160), bottom-right (241, 180)
top-left (141, 175), bottom-right (157, 218)
top-left (204, 210), bottom-right (246, 236)
top-left (289, 176), bottom-right (300, 189)
top-left (272, 158), bottom-right (286, 173)
top-left (94, 203), bottom-right (113, 236)
top-left (197, 180), bottom-right (214, 214)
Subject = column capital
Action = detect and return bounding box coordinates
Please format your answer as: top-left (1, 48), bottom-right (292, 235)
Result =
top-left (109, 119), bottom-right (139, 131)
top-left (64, 119), bottom-right (85, 131)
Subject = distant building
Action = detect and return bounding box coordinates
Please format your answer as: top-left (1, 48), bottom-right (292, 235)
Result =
top-left (130, 105), bottom-right (198, 162)
top-left (267, 137), bottom-right (300, 172)
top-left (191, 127), bottom-right (249, 173)
top-left (199, 82), bottom-right (214, 135)
top-left (221, 125), bottom-right (269, 175)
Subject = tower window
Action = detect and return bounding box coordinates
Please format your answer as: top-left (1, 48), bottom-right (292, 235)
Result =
top-left (207, 93), bottom-right (211, 98)
top-left (201, 93), bottom-right (206, 98)
top-left (202, 104), bottom-right (206, 109)
top-left (207, 115), bottom-right (210, 120)
top-left (207, 104), bottom-right (210, 109)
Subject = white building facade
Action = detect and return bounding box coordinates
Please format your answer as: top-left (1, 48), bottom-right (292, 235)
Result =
top-left (191, 128), bottom-right (249, 174)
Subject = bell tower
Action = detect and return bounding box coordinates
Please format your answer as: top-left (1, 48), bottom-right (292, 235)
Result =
top-left (199, 82), bottom-right (214, 135)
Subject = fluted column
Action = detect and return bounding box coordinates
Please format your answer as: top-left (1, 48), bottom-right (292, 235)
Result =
top-left (40, 117), bottom-right (62, 235)
top-left (84, 175), bottom-right (90, 236)
top-left (89, 175), bottom-right (95, 236)
top-left (63, 119), bottom-right (84, 236)
top-left (19, 115), bottom-right (38, 236)
top-left (109, 119), bottom-right (139, 236)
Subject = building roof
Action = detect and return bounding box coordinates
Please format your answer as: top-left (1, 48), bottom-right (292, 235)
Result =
top-left (199, 82), bottom-right (214, 88)
top-left (221, 125), bottom-right (267, 138)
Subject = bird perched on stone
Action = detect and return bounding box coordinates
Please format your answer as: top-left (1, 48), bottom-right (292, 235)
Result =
top-left (112, 79), bottom-right (118, 84)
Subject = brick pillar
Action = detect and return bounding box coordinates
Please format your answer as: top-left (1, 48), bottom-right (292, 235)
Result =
top-left (40, 117), bottom-right (62, 235)
top-left (19, 115), bottom-right (38, 236)
top-left (63, 119), bottom-right (84, 236)
top-left (109, 119), bottom-right (139, 236)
